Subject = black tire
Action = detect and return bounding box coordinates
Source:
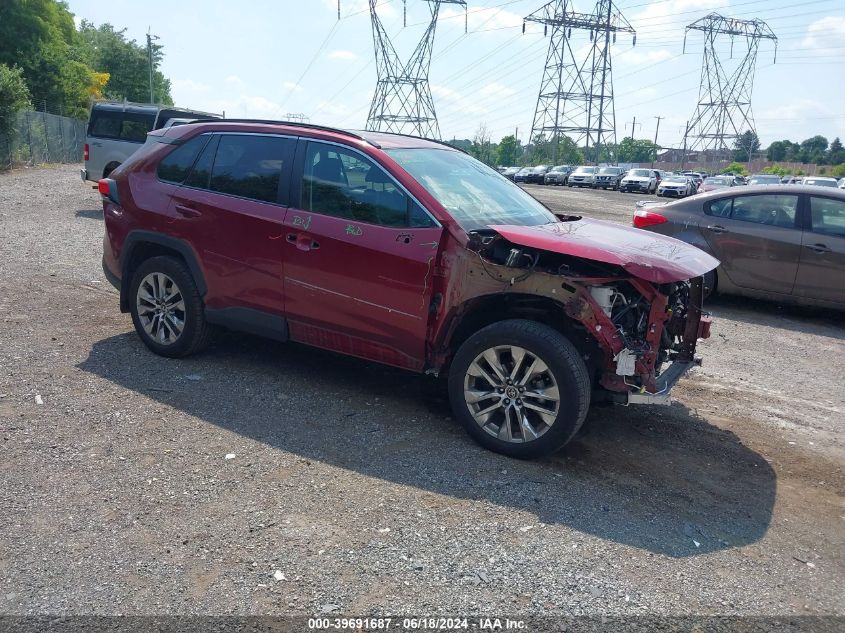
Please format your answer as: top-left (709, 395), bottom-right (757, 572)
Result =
top-left (129, 255), bottom-right (213, 358)
top-left (102, 162), bottom-right (120, 178)
top-left (703, 269), bottom-right (717, 300)
top-left (448, 319), bottom-right (591, 459)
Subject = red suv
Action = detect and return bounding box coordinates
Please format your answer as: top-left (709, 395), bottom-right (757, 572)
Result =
top-left (100, 121), bottom-right (717, 458)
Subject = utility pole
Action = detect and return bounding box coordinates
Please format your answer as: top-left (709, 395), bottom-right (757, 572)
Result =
top-left (651, 115), bottom-right (664, 167)
top-left (627, 116), bottom-right (639, 139)
top-left (146, 29), bottom-right (160, 104)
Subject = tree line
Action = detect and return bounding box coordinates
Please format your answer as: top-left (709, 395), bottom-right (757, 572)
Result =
top-left (0, 0), bottom-right (173, 125)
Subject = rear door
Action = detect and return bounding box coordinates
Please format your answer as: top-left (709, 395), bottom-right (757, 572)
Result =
top-left (167, 132), bottom-right (297, 318)
top-left (282, 139), bottom-right (444, 371)
top-left (701, 193), bottom-right (802, 294)
top-left (793, 195), bottom-right (845, 305)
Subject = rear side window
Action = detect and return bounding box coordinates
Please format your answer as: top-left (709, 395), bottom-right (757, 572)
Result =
top-left (810, 196), bottom-right (845, 238)
top-left (709, 194), bottom-right (798, 228)
top-left (209, 134), bottom-right (295, 204)
top-left (89, 110), bottom-right (156, 142)
top-left (185, 135), bottom-right (218, 189)
top-left (157, 135), bottom-right (210, 184)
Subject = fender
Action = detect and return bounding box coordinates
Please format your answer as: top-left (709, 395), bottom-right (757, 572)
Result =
top-left (119, 230), bottom-right (208, 311)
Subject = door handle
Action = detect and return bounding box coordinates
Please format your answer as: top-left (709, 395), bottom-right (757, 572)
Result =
top-left (287, 233), bottom-right (319, 251)
top-left (174, 203), bottom-right (201, 218)
top-left (706, 224), bottom-right (727, 234)
top-left (805, 243), bottom-right (831, 254)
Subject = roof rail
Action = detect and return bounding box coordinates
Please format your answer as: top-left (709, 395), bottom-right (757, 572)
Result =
top-left (353, 128), bottom-right (467, 154)
top-left (197, 119), bottom-right (379, 147)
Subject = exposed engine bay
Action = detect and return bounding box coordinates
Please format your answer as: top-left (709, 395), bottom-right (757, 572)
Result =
top-left (450, 227), bottom-right (713, 403)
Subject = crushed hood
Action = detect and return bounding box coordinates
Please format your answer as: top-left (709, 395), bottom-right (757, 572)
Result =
top-left (489, 218), bottom-right (719, 283)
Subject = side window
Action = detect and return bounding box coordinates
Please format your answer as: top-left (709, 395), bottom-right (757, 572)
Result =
top-left (89, 111), bottom-right (155, 141)
top-left (301, 141), bottom-right (410, 227)
top-left (157, 135), bottom-right (210, 184)
top-left (731, 194), bottom-right (798, 228)
top-left (810, 197), bottom-right (845, 238)
top-left (185, 135), bottom-right (218, 189)
top-left (708, 198), bottom-right (733, 218)
top-left (209, 134), bottom-right (295, 204)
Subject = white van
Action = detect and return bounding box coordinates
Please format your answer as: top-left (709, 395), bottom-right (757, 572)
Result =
top-left (82, 101), bottom-right (221, 182)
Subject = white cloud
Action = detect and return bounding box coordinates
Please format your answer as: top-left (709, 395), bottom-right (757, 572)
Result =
top-left (802, 16), bottom-right (845, 55)
top-left (615, 48), bottom-right (674, 66)
top-left (225, 75), bottom-right (244, 87)
top-left (479, 82), bottom-right (516, 99)
top-left (328, 50), bottom-right (358, 61)
top-left (172, 79), bottom-right (211, 93)
top-left (282, 81), bottom-right (304, 93)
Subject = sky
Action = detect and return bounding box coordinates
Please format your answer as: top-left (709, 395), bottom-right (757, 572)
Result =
top-left (67, 0), bottom-right (845, 151)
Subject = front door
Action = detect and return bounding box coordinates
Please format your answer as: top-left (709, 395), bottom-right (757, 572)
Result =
top-left (283, 140), bottom-right (443, 370)
top-left (701, 193), bottom-right (802, 295)
top-left (794, 195), bottom-right (845, 305)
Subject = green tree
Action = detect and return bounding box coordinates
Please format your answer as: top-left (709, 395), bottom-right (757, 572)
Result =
top-left (799, 135), bottom-right (828, 164)
top-left (75, 21), bottom-right (172, 105)
top-left (0, 64), bottom-right (31, 133)
top-left (766, 140), bottom-right (787, 161)
top-left (827, 137), bottom-right (844, 166)
top-left (722, 161), bottom-right (749, 176)
top-left (830, 164), bottom-right (845, 178)
top-left (616, 137), bottom-right (659, 163)
top-left (496, 135), bottom-right (521, 166)
top-left (732, 130), bottom-right (760, 162)
top-left (761, 165), bottom-right (788, 176)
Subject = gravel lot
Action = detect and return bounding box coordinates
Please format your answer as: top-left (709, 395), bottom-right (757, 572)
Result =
top-left (1, 166), bottom-right (843, 619)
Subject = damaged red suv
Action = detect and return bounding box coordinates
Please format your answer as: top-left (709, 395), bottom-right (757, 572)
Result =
top-left (100, 121), bottom-right (718, 458)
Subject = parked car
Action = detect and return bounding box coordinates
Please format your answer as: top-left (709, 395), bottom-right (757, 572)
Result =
top-left (513, 167), bottom-right (533, 183)
top-left (618, 168), bottom-right (657, 194)
top-left (83, 101), bottom-right (220, 182)
top-left (594, 166), bottom-right (624, 190)
top-left (698, 176), bottom-right (736, 193)
top-left (657, 175), bottom-right (697, 198)
top-left (544, 165), bottom-right (572, 185)
top-left (802, 176), bottom-right (838, 187)
top-left (98, 120), bottom-right (717, 458)
top-left (681, 172), bottom-right (704, 188)
top-left (567, 165), bottom-right (596, 187)
top-left (526, 165), bottom-right (552, 184)
top-left (502, 166), bottom-right (520, 181)
top-left (632, 184), bottom-right (845, 308)
top-left (747, 174), bottom-right (781, 186)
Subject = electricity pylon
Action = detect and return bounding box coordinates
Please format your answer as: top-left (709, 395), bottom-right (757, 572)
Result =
top-left (524, 0), bottom-right (635, 163)
top-left (364, 0), bottom-right (467, 139)
top-left (682, 13), bottom-right (777, 157)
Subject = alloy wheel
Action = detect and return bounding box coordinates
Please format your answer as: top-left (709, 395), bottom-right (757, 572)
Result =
top-left (463, 345), bottom-right (560, 443)
top-left (136, 272), bottom-right (186, 345)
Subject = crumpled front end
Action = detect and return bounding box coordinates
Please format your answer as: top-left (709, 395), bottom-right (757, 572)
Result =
top-left (430, 219), bottom-right (716, 405)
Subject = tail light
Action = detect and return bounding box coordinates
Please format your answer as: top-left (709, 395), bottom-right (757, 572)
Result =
top-left (83, 143), bottom-right (89, 161)
top-left (98, 178), bottom-right (120, 205)
top-left (633, 208), bottom-right (668, 229)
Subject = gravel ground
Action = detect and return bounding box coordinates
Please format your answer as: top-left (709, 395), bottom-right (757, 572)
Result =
top-left (1, 166), bottom-right (843, 618)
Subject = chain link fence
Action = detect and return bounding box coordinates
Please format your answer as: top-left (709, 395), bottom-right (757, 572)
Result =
top-left (0, 110), bottom-right (86, 171)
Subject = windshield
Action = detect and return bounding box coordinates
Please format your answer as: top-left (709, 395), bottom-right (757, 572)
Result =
top-left (664, 177), bottom-right (687, 184)
top-left (629, 169), bottom-right (651, 177)
top-left (705, 177), bottom-right (730, 185)
top-left (806, 178), bottom-right (837, 186)
top-left (551, 166), bottom-right (568, 172)
top-left (386, 148), bottom-right (556, 231)
top-left (574, 166), bottom-right (595, 174)
top-left (598, 167), bottom-right (619, 174)
top-left (749, 176), bottom-right (780, 184)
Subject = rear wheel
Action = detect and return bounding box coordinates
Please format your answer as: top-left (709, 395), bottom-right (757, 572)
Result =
top-left (448, 320), bottom-right (591, 459)
top-left (129, 256), bottom-right (213, 358)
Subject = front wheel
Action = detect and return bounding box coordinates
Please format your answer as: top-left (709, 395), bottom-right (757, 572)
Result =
top-left (448, 320), bottom-right (591, 459)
